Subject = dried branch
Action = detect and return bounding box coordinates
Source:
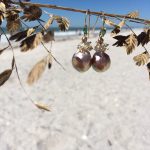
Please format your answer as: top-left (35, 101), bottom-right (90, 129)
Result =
top-left (13, 1), bottom-right (150, 25)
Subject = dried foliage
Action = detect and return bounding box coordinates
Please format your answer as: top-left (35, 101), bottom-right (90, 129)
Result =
top-left (0, 69), bottom-right (12, 86)
top-left (43, 30), bottom-right (54, 43)
top-left (7, 19), bottom-right (21, 34)
top-left (5, 8), bottom-right (21, 33)
top-left (0, 11), bottom-right (4, 25)
top-left (111, 27), bottom-right (120, 37)
top-left (112, 25), bottom-right (150, 79)
top-left (113, 35), bottom-right (129, 47)
top-left (113, 34), bottom-right (138, 55)
top-left (127, 11), bottom-right (139, 18)
top-left (10, 26), bottom-right (38, 41)
top-left (20, 32), bottom-right (43, 52)
top-left (0, 2), bottom-right (5, 25)
top-left (5, 8), bottom-right (21, 18)
top-left (53, 16), bottom-right (70, 31)
top-left (147, 62), bottom-right (150, 80)
top-left (0, 0), bottom-right (12, 8)
top-left (6, 11), bottom-right (21, 34)
top-left (137, 28), bottom-right (150, 46)
top-left (125, 34), bottom-right (138, 55)
top-left (21, 6), bottom-right (42, 21)
top-left (133, 51), bottom-right (150, 66)
top-left (0, 2), bottom-right (6, 12)
top-left (44, 17), bottom-right (54, 30)
top-left (0, 56), bottom-right (14, 86)
top-left (111, 19), bottom-right (126, 36)
top-left (118, 19), bottom-right (126, 28)
top-left (11, 56), bottom-right (15, 69)
top-left (104, 18), bottom-right (116, 27)
top-left (27, 54), bottom-right (52, 85)
top-left (34, 101), bottom-right (50, 111)
top-left (103, 18), bottom-right (126, 37)
top-left (43, 15), bottom-right (70, 31)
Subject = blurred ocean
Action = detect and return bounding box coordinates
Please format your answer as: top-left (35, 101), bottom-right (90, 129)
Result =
top-left (0, 26), bottom-right (138, 43)
top-left (0, 27), bottom-right (101, 43)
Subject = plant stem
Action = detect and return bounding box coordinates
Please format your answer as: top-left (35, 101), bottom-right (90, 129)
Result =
top-left (13, 1), bottom-right (150, 25)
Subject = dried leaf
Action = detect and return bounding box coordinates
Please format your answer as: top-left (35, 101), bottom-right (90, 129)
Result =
top-left (113, 34), bottom-right (138, 54)
top-left (111, 27), bottom-right (120, 37)
top-left (125, 34), bottom-right (138, 55)
top-left (43, 30), bottom-right (54, 43)
top-left (1, 0), bottom-right (12, 8)
top-left (47, 53), bottom-right (53, 69)
top-left (44, 17), bottom-right (54, 30)
top-left (133, 51), bottom-right (150, 66)
top-left (137, 29), bottom-right (150, 46)
top-left (7, 20), bottom-right (21, 34)
top-left (113, 35), bottom-right (129, 47)
top-left (10, 26), bottom-right (38, 42)
top-left (54, 16), bottom-right (70, 31)
top-left (34, 101), bottom-right (50, 111)
top-left (6, 10), bottom-right (21, 33)
top-left (27, 55), bottom-right (51, 85)
top-left (0, 12), bottom-right (4, 25)
top-left (0, 2), bottom-right (5, 25)
top-left (111, 19), bottom-right (125, 36)
top-left (104, 18), bottom-right (116, 27)
top-left (21, 6), bottom-right (42, 21)
top-left (48, 63), bottom-right (52, 69)
top-left (6, 13), bottom-right (21, 34)
top-left (0, 69), bottom-right (12, 86)
top-left (20, 32), bottom-right (43, 52)
top-left (147, 62), bottom-right (150, 80)
top-left (0, 2), bottom-right (6, 12)
top-left (0, 46), bottom-right (9, 55)
top-left (118, 19), bottom-right (126, 28)
top-left (6, 8), bottom-right (21, 19)
top-left (127, 11), bottom-right (139, 18)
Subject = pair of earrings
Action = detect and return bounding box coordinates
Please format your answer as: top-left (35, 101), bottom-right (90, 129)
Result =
top-left (72, 26), bottom-right (111, 73)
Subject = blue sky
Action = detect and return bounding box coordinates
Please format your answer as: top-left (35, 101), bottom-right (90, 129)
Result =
top-left (31, 0), bottom-right (150, 27)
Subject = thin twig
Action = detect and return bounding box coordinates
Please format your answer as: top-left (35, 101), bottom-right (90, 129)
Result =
top-left (13, 1), bottom-right (150, 25)
top-left (0, 27), bottom-right (35, 104)
top-left (41, 42), bottom-right (66, 71)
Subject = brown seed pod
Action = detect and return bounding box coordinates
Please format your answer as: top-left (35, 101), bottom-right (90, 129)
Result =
top-left (20, 32), bottom-right (43, 52)
top-left (6, 12), bottom-right (21, 34)
top-left (53, 16), bottom-right (70, 31)
top-left (43, 30), bottom-right (55, 43)
top-left (0, 69), bottom-right (12, 86)
top-left (10, 26), bottom-right (38, 42)
top-left (21, 6), bottom-right (42, 21)
top-left (92, 51), bottom-right (111, 72)
top-left (147, 62), bottom-right (150, 80)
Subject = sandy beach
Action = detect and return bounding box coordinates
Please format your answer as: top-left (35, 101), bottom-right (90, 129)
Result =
top-left (0, 29), bottom-right (150, 150)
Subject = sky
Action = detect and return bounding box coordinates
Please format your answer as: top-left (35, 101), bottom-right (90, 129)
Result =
top-left (30, 0), bottom-right (150, 27)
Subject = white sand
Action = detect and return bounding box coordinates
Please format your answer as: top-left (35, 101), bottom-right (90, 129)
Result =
top-left (0, 29), bottom-right (150, 150)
